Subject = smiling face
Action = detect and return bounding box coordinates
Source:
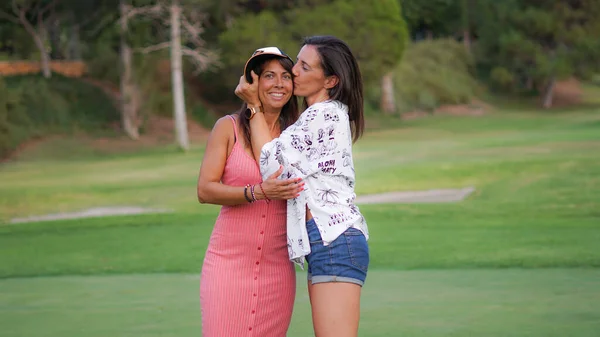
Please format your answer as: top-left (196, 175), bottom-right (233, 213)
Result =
top-left (258, 59), bottom-right (293, 113)
top-left (292, 45), bottom-right (337, 106)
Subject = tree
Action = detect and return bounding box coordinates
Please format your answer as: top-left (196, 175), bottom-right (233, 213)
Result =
top-left (0, 78), bottom-right (12, 156)
top-left (476, 0), bottom-right (600, 108)
top-left (135, 0), bottom-right (218, 150)
top-left (219, 10), bottom-right (296, 70)
top-left (400, 0), bottom-right (460, 40)
top-left (169, 0), bottom-right (218, 150)
top-left (170, 0), bottom-right (188, 150)
top-left (204, 0), bottom-right (250, 30)
top-left (0, 0), bottom-right (59, 78)
top-left (219, 0), bottom-right (407, 113)
top-left (216, 9), bottom-right (295, 100)
top-left (59, 0), bottom-right (120, 60)
top-left (287, 0), bottom-right (408, 113)
top-left (459, 0), bottom-right (473, 51)
top-left (118, 0), bottom-right (144, 139)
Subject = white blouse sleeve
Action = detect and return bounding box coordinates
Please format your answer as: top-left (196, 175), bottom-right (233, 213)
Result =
top-left (259, 102), bottom-right (349, 181)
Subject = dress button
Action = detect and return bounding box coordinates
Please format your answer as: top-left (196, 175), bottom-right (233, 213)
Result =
top-left (252, 310), bottom-right (256, 314)
top-left (257, 247), bottom-right (261, 250)
top-left (253, 293), bottom-right (257, 297)
top-left (260, 231), bottom-right (264, 234)
top-left (256, 261), bottom-right (260, 265)
top-left (262, 214), bottom-right (266, 218)
top-left (249, 327), bottom-right (252, 331)
top-left (254, 276), bottom-right (257, 280)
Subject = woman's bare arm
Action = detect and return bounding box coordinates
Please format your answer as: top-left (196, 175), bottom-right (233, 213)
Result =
top-left (197, 116), bottom-right (303, 205)
top-left (197, 117), bottom-right (250, 205)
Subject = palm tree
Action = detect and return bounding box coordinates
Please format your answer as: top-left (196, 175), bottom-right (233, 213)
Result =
top-left (317, 188), bottom-right (340, 203)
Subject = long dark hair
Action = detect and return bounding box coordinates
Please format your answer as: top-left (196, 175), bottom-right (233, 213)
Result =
top-left (303, 35), bottom-right (364, 142)
top-left (236, 57), bottom-right (299, 147)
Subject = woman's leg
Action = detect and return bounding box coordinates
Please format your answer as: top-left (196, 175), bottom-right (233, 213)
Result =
top-left (307, 281), bottom-right (362, 337)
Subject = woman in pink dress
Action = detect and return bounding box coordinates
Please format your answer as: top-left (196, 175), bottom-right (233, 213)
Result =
top-left (197, 47), bottom-right (304, 336)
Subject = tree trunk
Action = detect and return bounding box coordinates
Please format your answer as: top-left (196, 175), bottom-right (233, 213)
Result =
top-left (37, 34), bottom-right (52, 79)
top-left (119, 0), bottom-right (140, 140)
top-left (380, 72), bottom-right (396, 114)
top-left (542, 76), bottom-right (556, 109)
top-left (225, 13), bottom-right (234, 29)
top-left (37, 13), bottom-right (52, 78)
top-left (170, 0), bottom-right (190, 151)
top-left (68, 24), bottom-right (82, 60)
top-left (525, 76), bottom-right (533, 91)
top-left (461, 0), bottom-right (471, 52)
top-left (17, 11), bottom-right (51, 78)
top-left (49, 14), bottom-right (63, 59)
top-left (463, 29), bottom-right (471, 52)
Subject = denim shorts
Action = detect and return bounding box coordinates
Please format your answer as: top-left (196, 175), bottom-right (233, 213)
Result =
top-left (305, 218), bottom-right (369, 286)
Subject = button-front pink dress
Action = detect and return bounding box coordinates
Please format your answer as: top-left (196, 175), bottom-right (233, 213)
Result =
top-left (200, 116), bottom-right (296, 336)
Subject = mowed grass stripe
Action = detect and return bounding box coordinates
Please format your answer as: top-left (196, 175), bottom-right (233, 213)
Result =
top-left (0, 207), bottom-right (599, 278)
top-left (1, 270), bottom-right (599, 337)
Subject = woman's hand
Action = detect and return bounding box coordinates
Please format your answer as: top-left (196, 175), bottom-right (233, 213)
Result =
top-left (258, 166), bottom-right (304, 200)
top-left (234, 71), bottom-right (261, 107)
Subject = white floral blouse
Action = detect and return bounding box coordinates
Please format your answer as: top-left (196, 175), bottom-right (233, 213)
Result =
top-left (259, 100), bottom-right (369, 267)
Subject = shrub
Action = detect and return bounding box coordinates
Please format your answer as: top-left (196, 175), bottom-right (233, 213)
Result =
top-left (0, 77), bottom-right (30, 157)
top-left (392, 39), bottom-right (478, 113)
top-left (0, 75), bottom-right (120, 158)
top-left (190, 103), bottom-right (219, 130)
top-left (490, 67), bottom-right (516, 90)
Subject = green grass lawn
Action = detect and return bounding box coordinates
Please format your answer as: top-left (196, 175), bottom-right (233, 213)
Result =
top-left (0, 102), bottom-right (599, 336)
top-left (2, 271), bottom-right (600, 337)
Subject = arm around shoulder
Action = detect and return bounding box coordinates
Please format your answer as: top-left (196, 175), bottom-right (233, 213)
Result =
top-left (258, 103), bottom-right (341, 181)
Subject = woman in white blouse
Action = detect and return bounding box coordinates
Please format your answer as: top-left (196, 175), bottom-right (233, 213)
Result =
top-left (236, 35), bottom-right (369, 337)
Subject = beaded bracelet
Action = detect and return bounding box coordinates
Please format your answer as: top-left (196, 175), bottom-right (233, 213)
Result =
top-left (259, 183), bottom-right (270, 203)
top-left (250, 184), bottom-right (257, 202)
top-left (243, 184), bottom-right (253, 203)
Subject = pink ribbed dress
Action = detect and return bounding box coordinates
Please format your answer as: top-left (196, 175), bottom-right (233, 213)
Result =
top-left (200, 116), bottom-right (296, 337)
